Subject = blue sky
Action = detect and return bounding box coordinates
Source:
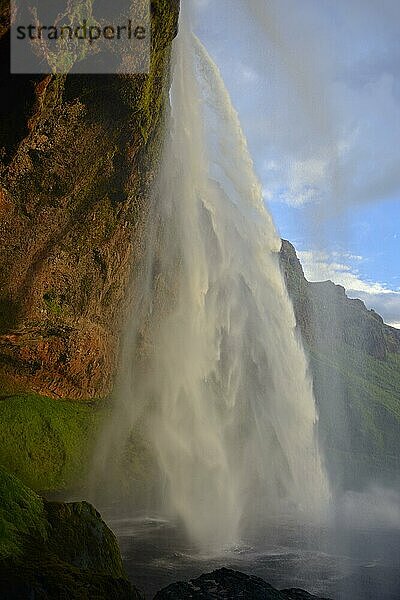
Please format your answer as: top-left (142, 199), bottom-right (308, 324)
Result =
top-left (192, 0), bottom-right (400, 327)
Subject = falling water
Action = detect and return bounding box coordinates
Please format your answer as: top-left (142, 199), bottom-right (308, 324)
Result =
top-left (110, 8), bottom-right (329, 551)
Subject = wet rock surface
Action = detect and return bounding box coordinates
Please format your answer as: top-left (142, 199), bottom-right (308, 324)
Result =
top-left (153, 568), bottom-right (331, 600)
top-left (0, 0), bottom-right (180, 400)
top-left (0, 467), bottom-right (143, 599)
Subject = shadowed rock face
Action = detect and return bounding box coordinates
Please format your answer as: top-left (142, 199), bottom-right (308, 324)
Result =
top-left (0, 1), bottom-right (180, 400)
top-left (153, 568), bottom-right (331, 600)
top-left (279, 239), bottom-right (400, 360)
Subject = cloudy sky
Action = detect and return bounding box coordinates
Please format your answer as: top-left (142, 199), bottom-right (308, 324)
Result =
top-left (192, 0), bottom-right (400, 327)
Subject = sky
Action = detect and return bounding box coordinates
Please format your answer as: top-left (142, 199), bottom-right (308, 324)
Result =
top-left (192, 0), bottom-right (400, 328)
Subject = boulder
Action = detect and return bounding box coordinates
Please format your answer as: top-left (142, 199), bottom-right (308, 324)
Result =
top-left (153, 567), bottom-right (331, 600)
top-left (0, 467), bottom-right (142, 599)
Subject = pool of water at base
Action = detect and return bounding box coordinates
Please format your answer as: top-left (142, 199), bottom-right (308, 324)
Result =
top-left (105, 511), bottom-right (400, 600)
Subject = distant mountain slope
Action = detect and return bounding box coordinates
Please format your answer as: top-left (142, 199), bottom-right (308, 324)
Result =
top-left (280, 240), bottom-right (400, 490)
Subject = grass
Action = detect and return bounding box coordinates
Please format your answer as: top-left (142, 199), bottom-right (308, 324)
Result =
top-left (309, 344), bottom-right (400, 488)
top-left (0, 392), bottom-right (108, 493)
top-left (312, 348), bottom-right (400, 431)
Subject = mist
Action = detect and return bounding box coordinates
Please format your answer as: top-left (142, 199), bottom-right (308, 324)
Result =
top-left (336, 486), bottom-right (400, 530)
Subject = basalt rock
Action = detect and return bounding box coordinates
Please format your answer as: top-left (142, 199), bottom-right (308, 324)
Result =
top-left (153, 568), bottom-right (331, 600)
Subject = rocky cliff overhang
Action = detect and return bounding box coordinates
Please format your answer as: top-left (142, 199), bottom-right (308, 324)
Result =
top-left (0, 0), bottom-right (180, 400)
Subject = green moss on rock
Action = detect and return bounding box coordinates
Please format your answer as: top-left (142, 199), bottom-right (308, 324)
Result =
top-left (0, 392), bottom-right (107, 492)
top-left (45, 501), bottom-right (125, 580)
top-left (0, 467), bottom-right (47, 559)
top-left (0, 468), bottom-right (142, 599)
top-left (43, 290), bottom-right (65, 316)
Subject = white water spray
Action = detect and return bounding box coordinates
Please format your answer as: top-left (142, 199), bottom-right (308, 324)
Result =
top-left (112, 10), bottom-right (329, 550)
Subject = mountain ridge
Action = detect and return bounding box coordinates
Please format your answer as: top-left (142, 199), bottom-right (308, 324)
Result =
top-left (280, 239), bottom-right (400, 490)
top-left (279, 239), bottom-right (400, 359)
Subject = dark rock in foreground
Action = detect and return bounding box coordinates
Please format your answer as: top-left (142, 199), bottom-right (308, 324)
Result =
top-left (0, 467), bottom-right (142, 599)
top-left (153, 568), bottom-right (331, 600)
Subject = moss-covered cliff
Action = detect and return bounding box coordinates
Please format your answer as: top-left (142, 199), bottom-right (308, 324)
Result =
top-left (0, 0), bottom-right (180, 401)
top-left (0, 392), bottom-right (107, 492)
top-left (0, 0), bottom-right (179, 495)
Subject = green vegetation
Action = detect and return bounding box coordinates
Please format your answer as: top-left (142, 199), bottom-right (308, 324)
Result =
top-left (0, 389), bottom-right (155, 499)
top-left (0, 468), bottom-right (140, 598)
top-left (43, 290), bottom-right (64, 316)
top-left (138, 2), bottom-right (176, 143)
top-left (310, 345), bottom-right (400, 488)
top-left (45, 500), bottom-right (125, 580)
top-left (280, 240), bottom-right (400, 488)
top-left (0, 467), bottom-right (47, 559)
top-left (0, 393), bottom-right (107, 492)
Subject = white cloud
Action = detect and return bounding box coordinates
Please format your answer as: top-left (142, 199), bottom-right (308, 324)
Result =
top-left (298, 250), bottom-right (396, 295)
top-left (193, 0), bottom-right (211, 8)
top-left (195, 0), bottom-right (400, 210)
top-left (298, 249), bottom-right (400, 327)
top-left (283, 157), bottom-right (328, 206)
top-left (237, 62), bottom-right (259, 84)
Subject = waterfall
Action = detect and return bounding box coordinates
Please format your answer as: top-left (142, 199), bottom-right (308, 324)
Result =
top-left (110, 8), bottom-right (329, 551)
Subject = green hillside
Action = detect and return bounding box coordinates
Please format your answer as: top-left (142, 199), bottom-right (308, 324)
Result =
top-left (280, 240), bottom-right (400, 490)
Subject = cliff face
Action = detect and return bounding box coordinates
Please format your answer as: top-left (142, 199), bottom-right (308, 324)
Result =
top-left (280, 239), bottom-right (400, 489)
top-left (0, 1), bottom-right (180, 400)
top-left (280, 239), bottom-right (400, 360)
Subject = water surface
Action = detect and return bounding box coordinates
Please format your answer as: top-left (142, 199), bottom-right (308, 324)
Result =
top-left (108, 512), bottom-right (400, 599)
